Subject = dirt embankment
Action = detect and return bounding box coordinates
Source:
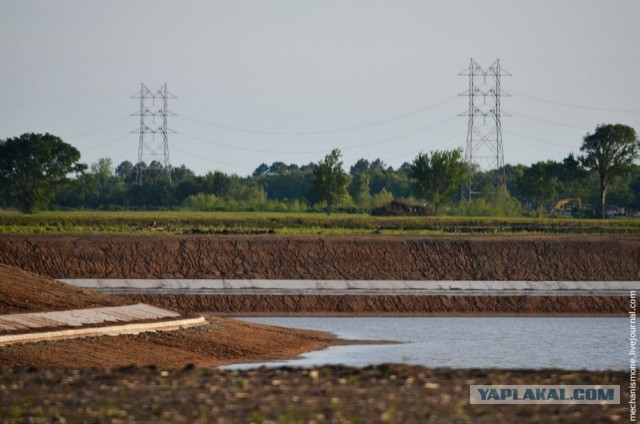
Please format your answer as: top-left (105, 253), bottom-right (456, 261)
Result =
top-left (0, 263), bottom-right (341, 368)
top-left (1, 235), bottom-right (639, 280)
top-left (0, 264), bottom-right (122, 314)
top-left (121, 293), bottom-right (628, 315)
top-left (0, 317), bottom-right (338, 368)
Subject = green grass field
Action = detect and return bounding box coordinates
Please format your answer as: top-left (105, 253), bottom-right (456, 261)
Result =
top-left (1, 210), bottom-right (640, 235)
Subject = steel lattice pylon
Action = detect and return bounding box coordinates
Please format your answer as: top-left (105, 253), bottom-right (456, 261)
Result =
top-left (131, 83), bottom-right (176, 184)
top-left (459, 59), bottom-right (510, 201)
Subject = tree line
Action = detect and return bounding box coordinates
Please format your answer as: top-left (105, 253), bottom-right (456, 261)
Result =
top-left (0, 124), bottom-right (638, 218)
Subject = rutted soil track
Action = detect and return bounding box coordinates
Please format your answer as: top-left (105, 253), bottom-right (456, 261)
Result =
top-left (1, 235), bottom-right (639, 280)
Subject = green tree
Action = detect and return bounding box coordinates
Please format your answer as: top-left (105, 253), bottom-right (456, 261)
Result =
top-left (517, 160), bottom-right (561, 216)
top-left (0, 133), bottom-right (85, 213)
top-left (200, 171), bottom-right (231, 197)
top-left (580, 124), bottom-right (639, 218)
top-left (310, 149), bottom-right (350, 213)
top-left (371, 188), bottom-right (394, 208)
top-left (115, 160), bottom-right (135, 181)
top-left (348, 172), bottom-right (372, 208)
top-left (409, 148), bottom-right (468, 214)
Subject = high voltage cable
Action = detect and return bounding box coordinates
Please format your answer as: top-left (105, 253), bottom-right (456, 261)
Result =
top-left (83, 134), bottom-right (131, 153)
top-left (503, 129), bottom-right (577, 150)
top-left (66, 116), bottom-right (132, 139)
top-left (178, 116), bottom-right (458, 155)
top-left (171, 145), bottom-right (254, 170)
top-left (179, 132), bottom-right (304, 154)
top-left (177, 96), bottom-right (458, 136)
top-left (382, 132), bottom-right (466, 162)
top-left (509, 90), bottom-right (640, 114)
top-left (341, 116), bottom-right (458, 151)
top-left (507, 111), bottom-right (591, 131)
top-left (110, 147), bottom-right (139, 162)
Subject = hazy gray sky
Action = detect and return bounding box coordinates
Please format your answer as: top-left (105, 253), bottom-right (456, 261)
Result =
top-left (1, 0), bottom-right (639, 175)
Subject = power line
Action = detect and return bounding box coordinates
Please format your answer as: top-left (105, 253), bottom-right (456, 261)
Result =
top-left (178, 115), bottom-right (458, 155)
top-left (171, 145), bottom-right (254, 170)
top-left (509, 89), bottom-right (640, 114)
top-left (508, 111), bottom-right (590, 131)
top-left (67, 116), bottom-right (132, 139)
top-left (382, 131), bottom-right (466, 162)
top-left (179, 132), bottom-right (306, 154)
top-left (110, 147), bottom-right (139, 162)
top-left (83, 134), bottom-right (131, 153)
top-left (341, 116), bottom-right (458, 151)
top-left (178, 95), bottom-right (458, 136)
top-left (503, 129), bottom-right (577, 150)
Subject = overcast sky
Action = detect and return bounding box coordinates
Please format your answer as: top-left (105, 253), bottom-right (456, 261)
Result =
top-left (1, 0), bottom-right (639, 176)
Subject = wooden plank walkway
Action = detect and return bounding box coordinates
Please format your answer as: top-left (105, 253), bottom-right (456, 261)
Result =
top-left (0, 304), bottom-right (205, 346)
top-left (0, 303), bottom-right (180, 332)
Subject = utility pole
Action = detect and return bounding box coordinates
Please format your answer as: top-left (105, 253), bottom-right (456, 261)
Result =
top-left (459, 59), bottom-right (510, 201)
top-left (131, 83), bottom-right (176, 184)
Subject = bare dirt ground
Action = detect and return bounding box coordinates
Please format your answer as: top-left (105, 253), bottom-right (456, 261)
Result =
top-left (1, 235), bottom-right (636, 314)
top-left (121, 293), bottom-right (628, 315)
top-left (0, 317), bottom-right (339, 369)
top-left (0, 264), bottom-right (122, 314)
top-left (1, 234), bottom-right (638, 280)
top-left (0, 264), bottom-right (340, 369)
top-left (0, 237), bottom-right (634, 422)
top-left (0, 365), bottom-right (628, 423)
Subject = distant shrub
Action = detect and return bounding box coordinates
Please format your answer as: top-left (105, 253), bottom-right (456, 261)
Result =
top-left (371, 201), bottom-right (434, 216)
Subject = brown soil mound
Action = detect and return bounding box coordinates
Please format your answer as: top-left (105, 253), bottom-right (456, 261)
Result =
top-left (0, 264), bottom-right (122, 314)
top-left (1, 235), bottom-right (638, 280)
top-left (0, 316), bottom-right (337, 368)
top-left (121, 294), bottom-right (628, 315)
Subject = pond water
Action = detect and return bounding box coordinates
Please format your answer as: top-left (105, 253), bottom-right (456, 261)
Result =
top-left (226, 317), bottom-right (628, 371)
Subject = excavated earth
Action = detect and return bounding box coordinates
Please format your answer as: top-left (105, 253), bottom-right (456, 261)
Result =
top-left (120, 293), bottom-right (628, 315)
top-left (0, 264), bottom-right (340, 368)
top-left (0, 236), bottom-right (635, 422)
top-left (0, 234), bottom-right (637, 315)
top-left (1, 234), bottom-right (638, 280)
top-left (0, 365), bottom-right (628, 424)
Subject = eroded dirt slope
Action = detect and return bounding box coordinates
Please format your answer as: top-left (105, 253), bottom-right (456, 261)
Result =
top-left (1, 235), bottom-right (638, 280)
top-left (0, 316), bottom-right (337, 368)
top-left (121, 293), bottom-right (628, 315)
top-left (0, 264), bottom-right (122, 314)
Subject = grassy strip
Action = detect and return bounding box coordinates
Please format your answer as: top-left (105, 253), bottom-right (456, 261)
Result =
top-left (1, 210), bottom-right (640, 235)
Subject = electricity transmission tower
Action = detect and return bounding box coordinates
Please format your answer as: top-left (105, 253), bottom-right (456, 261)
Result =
top-left (459, 59), bottom-right (510, 201)
top-left (131, 83), bottom-right (176, 184)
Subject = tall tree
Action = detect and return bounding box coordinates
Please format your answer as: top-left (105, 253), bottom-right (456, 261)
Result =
top-left (115, 160), bottom-right (135, 182)
top-left (310, 149), bottom-right (349, 213)
top-left (0, 133), bottom-right (85, 213)
top-left (517, 161), bottom-right (561, 216)
top-left (580, 124), bottom-right (639, 218)
top-left (349, 172), bottom-right (372, 208)
top-left (409, 148), bottom-right (468, 214)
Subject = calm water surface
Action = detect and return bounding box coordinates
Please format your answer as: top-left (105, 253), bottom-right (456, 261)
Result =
top-left (227, 317), bottom-right (627, 370)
